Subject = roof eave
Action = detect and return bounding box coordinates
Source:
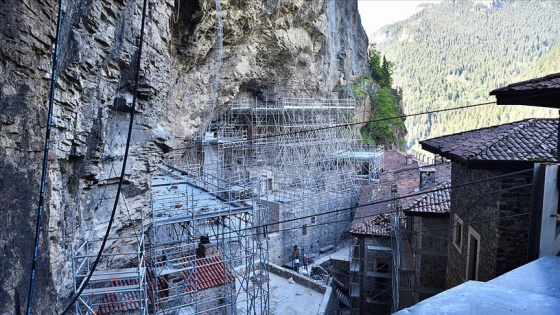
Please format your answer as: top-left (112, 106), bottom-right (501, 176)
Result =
top-left (420, 141), bottom-right (468, 164)
top-left (403, 210), bottom-right (450, 218)
top-left (465, 159), bottom-right (544, 171)
top-left (490, 89), bottom-right (560, 108)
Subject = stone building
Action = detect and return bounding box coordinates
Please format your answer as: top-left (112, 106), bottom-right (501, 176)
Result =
top-left (402, 182), bottom-right (450, 303)
top-left (349, 151), bottom-right (450, 314)
top-left (97, 242), bottom-right (235, 315)
top-left (421, 118), bottom-right (558, 288)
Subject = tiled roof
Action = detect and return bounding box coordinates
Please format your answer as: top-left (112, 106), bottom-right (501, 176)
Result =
top-left (489, 73), bottom-right (560, 107)
top-left (97, 256), bottom-right (233, 314)
top-left (421, 119), bottom-right (558, 164)
top-left (186, 256), bottom-right (235, 291)
top-left (98, 279), bottom-right (144, 315)
top-left (404, 182), bottom-right (450, 216)
top-left (351, 151), bottom-right (451, 236)
top-left (490, 72), bottom-right (560, 93)
top-left (351, 212), bottom-right (393, 236)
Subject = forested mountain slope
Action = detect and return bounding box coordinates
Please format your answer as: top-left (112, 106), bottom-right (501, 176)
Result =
top-left (373, 0), bottom-right (560, 149)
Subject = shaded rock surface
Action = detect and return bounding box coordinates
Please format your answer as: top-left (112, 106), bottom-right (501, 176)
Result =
top-left (0, 0), bottom-right (368, 313)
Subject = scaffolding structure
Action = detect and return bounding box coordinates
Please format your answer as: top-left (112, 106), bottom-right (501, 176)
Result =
top-left (202, 98), bottom-right (383, 261)
top-left (158, 97), bottom-right (381, 314)
top-left (71, 216), bottom-right (147, 314)
top-left (349, 232), bottom-right (394, 315)
top-left (148, 164), bottom-right (269, 314)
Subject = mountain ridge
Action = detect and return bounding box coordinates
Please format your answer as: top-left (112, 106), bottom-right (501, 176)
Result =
top-left (373, 0), bottom-right (560, 149)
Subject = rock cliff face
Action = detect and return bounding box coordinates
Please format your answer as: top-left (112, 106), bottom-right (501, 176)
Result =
top-left (0, 0), bottom-right (368, 313)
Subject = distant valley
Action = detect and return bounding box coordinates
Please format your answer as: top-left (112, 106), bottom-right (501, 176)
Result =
top-left (373, 0), bottom-right (560, 150)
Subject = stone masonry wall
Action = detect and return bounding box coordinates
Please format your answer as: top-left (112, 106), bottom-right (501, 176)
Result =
top-left (417, 216), bottom-right (448, 292)
top-left (447, 163), bottom-right (534, 289)
top-left (495, 173), bottom-right (532, 275)
top-left (447, 163), bottom-right (501, 288)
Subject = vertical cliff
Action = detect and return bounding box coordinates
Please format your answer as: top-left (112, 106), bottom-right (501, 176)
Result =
top-left (0, 0), bottom-right (368, 312)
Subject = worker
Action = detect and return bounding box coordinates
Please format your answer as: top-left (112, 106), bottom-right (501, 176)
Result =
top-left (292, 245), bottom-right (299, 268)
top-left (302, 254), bottom-right (308, 271)
top-left (294, 258), bottom-right (301, 272)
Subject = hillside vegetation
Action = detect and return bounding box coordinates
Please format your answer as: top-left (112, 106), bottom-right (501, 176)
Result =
top-left (358, 46), bottom-right (406, 148)
top-left (373, 0), bottom-right (560, 149)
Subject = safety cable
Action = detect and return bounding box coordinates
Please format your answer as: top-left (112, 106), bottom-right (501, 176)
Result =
top-left (170, 100), bottom-right (495, 152)
top-left (149, 169), bottom-right (532, 243)
top-left (170, 88), bottom-right (560, 153)
top-left (60, 0), bottom-right (149, 313)
top-left (26, 0), bottom-right (65, 314)
top-left (146, 185), bottom-right (533, 269)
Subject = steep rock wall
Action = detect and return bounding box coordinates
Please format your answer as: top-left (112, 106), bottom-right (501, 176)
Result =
top-left (0, 0), bottom-right (368, 313)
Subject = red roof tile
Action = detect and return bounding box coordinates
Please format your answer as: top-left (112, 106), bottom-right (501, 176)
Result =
top-left (97, 279), bottom-right (143, 315)
top-left (97, 256), bottom-right (234, 314)
top-left (184, 256), bottom-right (234, 291)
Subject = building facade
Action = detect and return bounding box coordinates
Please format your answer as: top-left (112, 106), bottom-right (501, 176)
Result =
top-left (422, 118), bottom-right (557, 288)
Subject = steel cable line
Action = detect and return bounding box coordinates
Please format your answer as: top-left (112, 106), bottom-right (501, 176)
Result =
top-left (250, 184), bottom-right (533, 240)
top-left (151, 171), bottom-right (532, 242)
top-left (26, 0), bottom-right (65, 313)
top-left (275, 111), bottom-right (558, 244)
top-left (254, 168), bottom-right (532, 228)
top-left (60, 0), bottom-right (149, 313)
top-left (409, 127), bottom-right (559, 242)
top-left (169, 88), bottom-right (560, 153)
top-left (169, 100), bottom-right (495, 152)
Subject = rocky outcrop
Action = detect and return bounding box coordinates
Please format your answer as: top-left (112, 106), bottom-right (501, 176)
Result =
top-left (0, 0), bottom-right (368, 313)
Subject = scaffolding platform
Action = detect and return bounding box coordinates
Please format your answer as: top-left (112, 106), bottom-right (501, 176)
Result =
top-left (148, 165), bottom-right (269, 315)
top-left (164, 97), bottom-right (384, 314)
top-left (71, 234), bottom-right (147, 315)
top-left (86, 268), bottom-right (144, 283)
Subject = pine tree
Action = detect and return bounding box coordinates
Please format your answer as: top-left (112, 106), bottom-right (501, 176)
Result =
top-left (381, 56), bottom-right (393, 88)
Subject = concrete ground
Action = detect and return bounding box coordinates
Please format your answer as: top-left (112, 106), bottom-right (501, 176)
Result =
top-left (268, 272), bottom-right (324, 314)
top-left (312, 244), bottom-right (351, 266)
top-left (236, 241), bottom-right (353, 314)
top-left (235, 271), bottom-right (324, 315)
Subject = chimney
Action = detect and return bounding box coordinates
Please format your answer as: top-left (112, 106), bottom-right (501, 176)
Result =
top-left (419, 167), bottom-right (436, 190)
top-left (406, 154), bottom-right (414, 165)
top-left (390, 184), bottom-right (399, 209)
top-left (196, 235), bottom-right (218, 258)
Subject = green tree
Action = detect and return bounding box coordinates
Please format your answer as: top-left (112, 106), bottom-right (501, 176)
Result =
top-left (361, 88), bottom-right (405, 146)
top-left (374, 0), bottom-right (560, 149)
top-left (381, 56), bottom-right (393, 88)
top-left (368, 44), bottom-right (383, 82)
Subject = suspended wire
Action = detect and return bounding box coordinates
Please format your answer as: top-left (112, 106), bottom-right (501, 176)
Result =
top-left (172, 0), bottom-right (180, 24)
top-left (260, 108), bottom-right (558, 240)
top-left (170, 100), bottom-right (496, 152)
top-left (26, 0), bottom-right (65, 313)
top-left (60, 0), bottom-right (149, 313)
top-left (256, 184), bottom-right (533, 240)
top-left (107, 162), bottom-right (141, 244)
top-left (266, 168), bottom-right (532, 227)
top-left (170, 88), bottom-right (560, 153)
top-left (145, 183), bottom-right (532, 264)
top-left (150, 169), bottom-right (532, 242)
top-left (399, 222), bottom-right (531, 258)
top-left (411, 127), bottom-right (558, 240)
